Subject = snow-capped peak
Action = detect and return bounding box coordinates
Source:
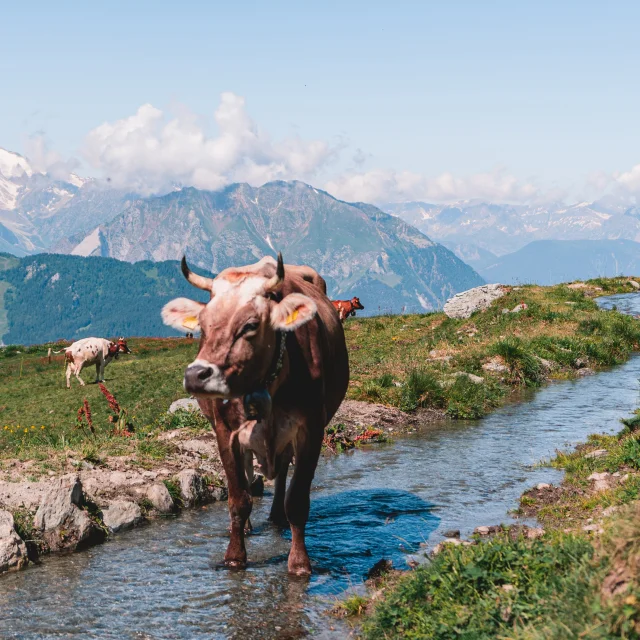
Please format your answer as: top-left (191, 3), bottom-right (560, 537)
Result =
top-left (67, 173), bottom-right (86, 188)
top-left (0, 148), bottom-right (33, 179)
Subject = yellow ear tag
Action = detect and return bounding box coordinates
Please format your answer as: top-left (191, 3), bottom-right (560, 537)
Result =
top-left (285, 309), bottom-right (299, 325)
top-left (182, 316), bottom-right (199, 330)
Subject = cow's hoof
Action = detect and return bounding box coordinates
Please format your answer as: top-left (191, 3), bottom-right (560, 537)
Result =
top-left (224, 558), bottom-right (247, 570)
top-left (268, 511), bottom-right (288, 528)
top-left (288, 556), bottom-right (312, 577)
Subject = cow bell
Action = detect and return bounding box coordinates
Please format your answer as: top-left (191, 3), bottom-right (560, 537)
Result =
top-left (243, 388), bottom-right (272, 421)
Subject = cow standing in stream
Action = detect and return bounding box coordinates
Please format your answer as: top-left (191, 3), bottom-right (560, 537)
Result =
top-left (62, 337), bottom-right (131, 388)
top-left (162, 254), bottom-right (349, 575)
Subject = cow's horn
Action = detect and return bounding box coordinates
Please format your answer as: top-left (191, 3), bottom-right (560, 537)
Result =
top-left (181, 256), bottom-right (214, 292)
top-left (264, 252), bottom-right (285, 293)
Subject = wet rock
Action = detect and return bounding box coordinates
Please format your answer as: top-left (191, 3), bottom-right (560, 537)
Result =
top-left (534, 356), bottom-right (557, 373)
top-left (585, 449), bottom-right (608, 459)
top-left (536, 483), bottom-right (551, 490)
top-left (102, 500), bottom-right (143, 533)
top-left (574, 357), bottom-right (588, 369)
top-left (365, 558), bottom-right (393, 580)
top-left (0, 510), bottom-right (28, 573)
top-left (176, 470), bottom-right (209, 508)
top-left (443, 284), bottom-right (507, 320)
top-left (576, 368), bottom-right (595, 377)
top-left (474, 525), bottom-right (501, 536)
top-left (443, 528), bottom-right (460, 539)
top-left (146, 484), bottom-right (174, 513)
top-left (211, 486), bottom-right (228, 502)
top-left (168, 398), bottom-right (201, 413)
top-left (34, 474), bottom-right (104, 552)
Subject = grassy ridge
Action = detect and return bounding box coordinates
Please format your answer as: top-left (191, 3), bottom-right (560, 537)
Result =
top-left (1, 277), bottom-right (639, 473)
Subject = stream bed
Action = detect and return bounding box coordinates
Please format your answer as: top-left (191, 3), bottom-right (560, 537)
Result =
top-left (2, 294), bottom-right (640, 639)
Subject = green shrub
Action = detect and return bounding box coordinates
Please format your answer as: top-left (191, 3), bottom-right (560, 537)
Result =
top-left (400, 369), bottom-right (444, 411)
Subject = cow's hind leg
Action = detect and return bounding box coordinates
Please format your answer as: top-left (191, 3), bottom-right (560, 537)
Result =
top-left (269, 445), bottom-right (293, 527)
top-left (285, 426), bottom-right (322, 576)
top-left (75, 363), bottom-right (86, 386)
top-left (66, 363), bottom-right (73, 389)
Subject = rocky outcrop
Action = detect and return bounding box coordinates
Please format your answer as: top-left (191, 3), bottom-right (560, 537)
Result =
top-left (102, 500), bottom-right (143, 533)
top-left (0, 511), bottom-right (28, 573)
top-left (33, 475), bottom-right (105, 552)
top-left (443, 284), bottom-right (507, 319)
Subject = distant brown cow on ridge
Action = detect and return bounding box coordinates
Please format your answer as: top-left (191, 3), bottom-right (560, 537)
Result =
top-left (331, 297), bottom-right (365, 322)
top-left (162, 254), bottom-right (349, 575)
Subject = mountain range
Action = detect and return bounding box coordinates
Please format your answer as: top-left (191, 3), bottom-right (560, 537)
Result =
top-left (475, 239), bottom-right (640, 286)
top-left (0, 147), bottom-right (484, 326)
top-left (383, 199), bottom-right (640, 257)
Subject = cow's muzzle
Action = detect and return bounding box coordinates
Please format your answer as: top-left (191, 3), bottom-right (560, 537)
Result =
top-left (184, 360), bottom-right (230, 396)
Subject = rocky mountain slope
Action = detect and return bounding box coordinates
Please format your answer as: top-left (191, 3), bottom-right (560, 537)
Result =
top-left (60, 181), bottom-right (484, 313)
top-left (384, 198), bottom-right (640, 256)
top-left (0, 148), bottom-right (130, 255)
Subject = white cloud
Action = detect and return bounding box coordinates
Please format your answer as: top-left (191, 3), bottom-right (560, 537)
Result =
top-left (25, 134), bottom-right (79, 181)
top-left (615, 164), bottom-right (640, 196)
top-left (324, 167), bottom-right (542, 204)
top-left (82, 93), bottom-right (340, 195)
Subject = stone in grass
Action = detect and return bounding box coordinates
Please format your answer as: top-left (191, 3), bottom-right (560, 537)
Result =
top-left (168, 398), bottom-right (201, 414)
top-left (102, 501), bottom-right (144, 533)
top-left (584, 449), bottom-right (608, 459)
top-left (0, 510), bottom-right (28, 573)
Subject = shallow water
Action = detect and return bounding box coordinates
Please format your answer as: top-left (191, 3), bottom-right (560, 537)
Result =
top-left (1, 294), bottom-right (640, 639)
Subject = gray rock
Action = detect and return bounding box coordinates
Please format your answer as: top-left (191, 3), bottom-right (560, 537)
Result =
top-left (0, 511), bottom-right (28, 573)
top-left (482, 358), bottom-right (508, 373)
top-left (102, 500), bottom-right (143, 533)
top-left (574, 357), bottom-right (588, 369)
top-left (628, 280), bottom-right (640, 290)
top-left (33, 474), bottom-right (103, 552)
top-left (168, 398), bottom-right (201, 413)
top-left (443, 284), bottom-right (507, 319)
top-left (211, 486), bottom-right (228, 502)
top-left (509, 303), bottom-right (528, 313)
top-left (176, 470), bottom-right (209, 508)
top-left (146, 483), bottom-right (175, 513)
top-left (443, 529), bottom-right (460, 539)
top-left (585, 449), bottom-right (608, 459)
top-left (454, 371), bottom-right (484, 384)
top-left (536, 483), bottom-right (551, 490)
top-left (576, 367), bottom-right (595, 377)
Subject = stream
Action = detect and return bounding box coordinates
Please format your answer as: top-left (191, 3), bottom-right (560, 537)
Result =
top-left (1, 294), bottom-right (640, 639)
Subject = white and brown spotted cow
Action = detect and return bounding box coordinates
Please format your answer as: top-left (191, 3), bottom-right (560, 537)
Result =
top-left (62, 337), bottom-right (131, 388)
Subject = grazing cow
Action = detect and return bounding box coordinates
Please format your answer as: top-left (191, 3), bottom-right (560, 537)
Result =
top-left (62, 337), bottom-right (131, 388)
top-left (331, 297), bottom-right (365, 322)
top-left (161, 254), bottom-right (349, 575)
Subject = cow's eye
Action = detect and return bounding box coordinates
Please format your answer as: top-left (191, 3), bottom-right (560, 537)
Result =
top-left (240, 322), bottom-right (259, 337)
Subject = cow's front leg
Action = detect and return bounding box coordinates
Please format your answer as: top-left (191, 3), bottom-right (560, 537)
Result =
top-left (95, 362), bottom-right (101, 382)
top-left (285, 427), bottom-right (322, 576)
top-left (212, 403), bottom-right (252, 568)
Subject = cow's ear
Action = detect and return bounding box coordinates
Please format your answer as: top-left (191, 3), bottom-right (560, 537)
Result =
top-left (161, 298), bottom-right (205, 333)
top-left (271, 293), bottom-right (317, 331)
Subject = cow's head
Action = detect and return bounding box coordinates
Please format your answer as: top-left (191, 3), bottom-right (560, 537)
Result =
top-left (351, 296), bottom-right (365, 311)
top-left (117, 337), bottom-right (132, 354)
top-left (161, 253), bottom-right (317, 398)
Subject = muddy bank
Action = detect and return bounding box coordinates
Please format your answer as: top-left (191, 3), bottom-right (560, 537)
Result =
top-left (0, 398), bottom-right (437, 575)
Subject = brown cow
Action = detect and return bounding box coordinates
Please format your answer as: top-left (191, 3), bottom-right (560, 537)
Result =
top-left (331, 297), bottom-right (365, 322)
top-left (161, 254), bottom-right (349, 575)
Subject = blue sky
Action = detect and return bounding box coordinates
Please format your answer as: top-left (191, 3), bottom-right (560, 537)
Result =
top-left (2, 1), bottom-right (640, 202)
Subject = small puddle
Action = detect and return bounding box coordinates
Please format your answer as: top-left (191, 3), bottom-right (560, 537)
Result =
top-left (1, 294), bottom-right (639, 639)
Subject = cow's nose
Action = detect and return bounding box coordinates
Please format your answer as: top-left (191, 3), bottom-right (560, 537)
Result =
top-left (184, 361), bottom-right (230, 396)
